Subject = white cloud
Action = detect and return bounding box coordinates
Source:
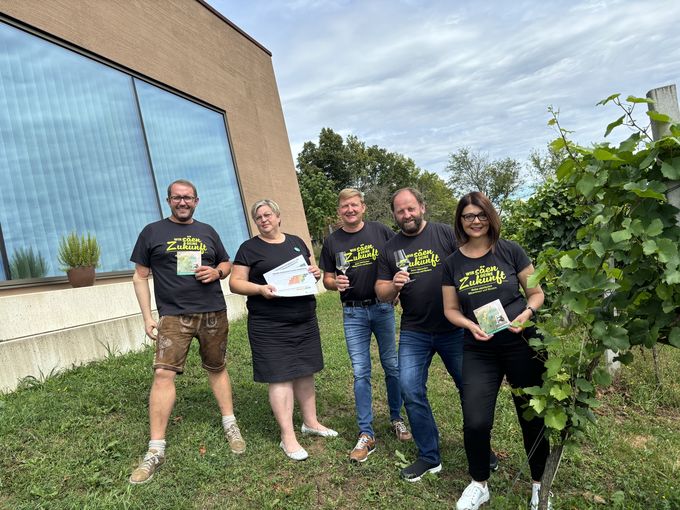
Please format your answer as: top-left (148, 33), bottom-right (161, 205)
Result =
top-left (209, 0), bottom-right (680, 177)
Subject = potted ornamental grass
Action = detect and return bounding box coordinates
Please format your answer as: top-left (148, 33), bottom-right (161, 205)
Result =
top-left (57, 232), bottom-right (101, 287)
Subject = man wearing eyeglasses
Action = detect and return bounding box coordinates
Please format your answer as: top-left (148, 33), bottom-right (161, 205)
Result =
top-left (128, 179), bottom-right (245, 484)
top-left (375, 187), bottom-right (498, 482)
top-left (319, 188), bottom-right (412, 464)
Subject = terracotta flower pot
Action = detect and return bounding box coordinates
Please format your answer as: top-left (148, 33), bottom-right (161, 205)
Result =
top-left (66, 266), bottom-right (96, 288)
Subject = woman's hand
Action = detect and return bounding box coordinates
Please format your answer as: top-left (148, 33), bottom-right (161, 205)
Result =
top-left (508, 309), bottom-right (534, 333)
top-left (308, 265), bottom-right (321, 281)
top-left (469, 322), bottom-right (493, 341)
top-left (259, 284), bottom-right (278, 299)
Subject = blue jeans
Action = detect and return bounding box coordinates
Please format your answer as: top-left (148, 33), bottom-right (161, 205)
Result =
top-left (343, 302), bottom-right (402, 438)
top-left (399, 328), bottom-right (464, 464)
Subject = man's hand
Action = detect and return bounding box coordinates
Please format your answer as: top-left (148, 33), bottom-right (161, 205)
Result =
top-left (336, 274), bottom-right (350, 292)
top-left (144, 317), bottom-right (158, 340)
top-left (392, 270), bottom-right (410, 290)
top-left (195, 265), bottom-right (219, 284)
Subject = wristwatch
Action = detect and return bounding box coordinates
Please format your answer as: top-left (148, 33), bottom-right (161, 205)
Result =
top-left (217, 268), bottom-right (224, 279)
top-left (526, 305), bottom-right (537, 317)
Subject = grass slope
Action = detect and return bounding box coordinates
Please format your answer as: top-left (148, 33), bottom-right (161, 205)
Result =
top-left (0, 292), bottom-right (678, 509)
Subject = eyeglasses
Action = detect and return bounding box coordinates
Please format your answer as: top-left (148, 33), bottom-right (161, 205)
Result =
top-left (254, 212), bottom-right (275, 223)
top-left (169, 195), bottom-right (197, 204)
top-left (462, 213), bottom-right (489, 223)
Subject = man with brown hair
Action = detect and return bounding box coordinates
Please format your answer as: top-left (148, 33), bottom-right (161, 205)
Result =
top-left (128, 179), bottom-right (245, 484)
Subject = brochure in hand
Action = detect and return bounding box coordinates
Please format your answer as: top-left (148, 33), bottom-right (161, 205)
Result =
top-left (473, 299), bottom-right (511, 334)
top-left (176, 251), bottom-right (201, 275)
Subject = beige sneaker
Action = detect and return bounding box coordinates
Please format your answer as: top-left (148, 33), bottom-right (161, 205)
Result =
top-left (349, 433), bottom-right (376, 462)
top-left (392, 419), bottom-right (413, 441)
top-left (225, 422), bottom-right (246, 454)
top-left (129, 449), bottom-right (164, 484)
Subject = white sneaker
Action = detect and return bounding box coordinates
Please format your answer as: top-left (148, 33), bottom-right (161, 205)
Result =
top-left (530, 482), bottom-right (553, 510)
top-left (456, 480), bottom-right (490, 510)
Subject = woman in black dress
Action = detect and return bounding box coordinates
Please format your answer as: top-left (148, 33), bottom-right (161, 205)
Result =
top-left (230, 199), bottom-right (337, 461)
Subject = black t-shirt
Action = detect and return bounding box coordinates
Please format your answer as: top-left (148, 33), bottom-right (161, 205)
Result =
top-left (233, 234), bottom-right (316, 321)
top-left (442, 238), bottom-right (532, 324)
top-left (319, 221), bottom-right (394, 302)
top-left (377, 222), bottom-right (458, 333)
top-left (130, 218), bottom-right (229, 316)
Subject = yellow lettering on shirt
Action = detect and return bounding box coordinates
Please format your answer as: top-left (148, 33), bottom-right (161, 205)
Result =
top-left (166, 236), bottom-right (208, 254)
top-left (459, 265), bottom-right (506, 293)
top-left (346, 243), bottom-right (380, 268)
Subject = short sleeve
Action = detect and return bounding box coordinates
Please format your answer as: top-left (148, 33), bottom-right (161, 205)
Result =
top-left (441, 254), bottom-right (456, 287)
top-left (507, 240), bottom-right (531, 273)
top-left (376, 249), bottom-right (394, 281)
top-left (233, 240), bottom-right (251, 267)
top-left (130, 226), bottom-right (151, 266)
top-left (443, 224), bottom-right (458, 253)
top-left (211, 227), bottom-right (230, 263)
top-left (319, 238), bottom-right (334, 273)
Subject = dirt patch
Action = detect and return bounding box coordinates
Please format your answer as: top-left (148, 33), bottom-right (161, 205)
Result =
top-left (627, 435), bottom-right (651, 449)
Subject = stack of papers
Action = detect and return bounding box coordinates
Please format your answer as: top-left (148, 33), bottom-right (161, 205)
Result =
top-left (263, 255), bottom-right (318, 297)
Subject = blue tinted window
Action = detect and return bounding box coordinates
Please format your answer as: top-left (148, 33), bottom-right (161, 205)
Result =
top-left (0, 22), bottom-right (159, 278)
top-left (134, 79), bottom-right (249, 257)
top-left (0, 21), bottom-right (249, 281)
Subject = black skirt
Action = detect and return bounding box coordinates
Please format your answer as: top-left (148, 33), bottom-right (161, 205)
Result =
top-left (247, 312), bottom-right (324, 383)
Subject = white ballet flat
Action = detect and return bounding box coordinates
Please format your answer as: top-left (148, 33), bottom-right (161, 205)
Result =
top-left (301, 423), bottom-right (339, 437)
top-left (279, 441), bottom-right (308, 461)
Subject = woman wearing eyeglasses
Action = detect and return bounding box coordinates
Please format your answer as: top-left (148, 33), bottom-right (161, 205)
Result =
top-left (229, 199), bottom-right (337, 462)
top-left (442, 192), bottom-right (550, 510)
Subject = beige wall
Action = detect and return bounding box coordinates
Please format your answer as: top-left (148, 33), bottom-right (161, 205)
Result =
top-left (1, 0), bottom-right (310, 262)
top-left (0, 1), bottom-right (318, 390)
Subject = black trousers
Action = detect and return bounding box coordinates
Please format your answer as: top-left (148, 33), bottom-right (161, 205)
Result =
top-left (462, 327), bottom-right (549, 481)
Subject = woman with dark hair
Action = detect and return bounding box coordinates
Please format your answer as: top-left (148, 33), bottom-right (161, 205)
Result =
top-left (229, 199), bottom-right (337, 462)
top-left (442, 191), bottom-right (550, 510)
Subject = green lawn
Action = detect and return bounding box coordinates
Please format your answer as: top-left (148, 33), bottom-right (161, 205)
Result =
top-left (1, 292), bottom-right (678, 509)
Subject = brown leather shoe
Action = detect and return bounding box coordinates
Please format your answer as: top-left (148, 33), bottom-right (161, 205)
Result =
top-left (392, 419), bottom-right (413, 441)
top-left (349, 433), bottom-right (376, 462)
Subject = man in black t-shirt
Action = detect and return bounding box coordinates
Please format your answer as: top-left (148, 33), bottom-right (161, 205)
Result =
top-left (375, 187), bottom-right (464, 482)
top-left (128, 179), bottom-right (245, 485)
top-left (320, 188), bottom-right (412, 463)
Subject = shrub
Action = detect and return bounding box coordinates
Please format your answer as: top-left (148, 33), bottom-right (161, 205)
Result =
top-left (57, 232), bottom-right (101, 270)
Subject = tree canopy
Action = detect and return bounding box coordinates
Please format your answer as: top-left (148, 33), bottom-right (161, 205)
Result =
top-left (445, 147), bottom-right (523, 211)
top-left (296, 128), bottom-right (457, 237)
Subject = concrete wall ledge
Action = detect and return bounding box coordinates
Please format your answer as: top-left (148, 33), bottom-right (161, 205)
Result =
top-left (0, 280), bottom-right (248, 393)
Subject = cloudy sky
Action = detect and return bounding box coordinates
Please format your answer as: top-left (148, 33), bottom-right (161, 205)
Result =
top-left (207, 0), bottom-right (680, 178)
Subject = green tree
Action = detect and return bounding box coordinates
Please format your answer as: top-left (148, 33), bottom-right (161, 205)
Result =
top-left (296, 128), bottom-right (444, 234)
top-left (527, 145), bottom-right (566, 184)
top-left (446, 147), bottom-right (523, 211)
top-left (416, 171), bottom-right (458, 225)
top-left (297, 127), bottom-right (352, 189)
top-left (296, 165), bottom-right (337, 241)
